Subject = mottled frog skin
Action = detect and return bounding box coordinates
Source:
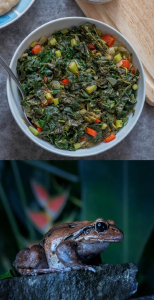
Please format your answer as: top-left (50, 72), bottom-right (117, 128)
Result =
top-left (13, 218), bottom-right (124, 275)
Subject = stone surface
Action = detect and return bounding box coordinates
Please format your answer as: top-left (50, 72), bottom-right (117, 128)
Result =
top-left (0, 263), bottom-right (138, 300)
top-left (0, 0), bottom-right (154, 160)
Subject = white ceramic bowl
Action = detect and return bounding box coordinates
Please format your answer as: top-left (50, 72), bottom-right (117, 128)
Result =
top-left (7, 17), bottom-right (146, 157)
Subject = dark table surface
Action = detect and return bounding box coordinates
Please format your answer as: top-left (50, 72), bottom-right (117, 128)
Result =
top-left (0, 0), bottom-right (153, 160)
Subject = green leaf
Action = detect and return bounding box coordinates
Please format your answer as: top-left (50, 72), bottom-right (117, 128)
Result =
top-left (24, 161), bottom-right (79, 182)
top-left (0, 269), bottom-right (14, 280)
top-left (79, 161), bottom-right (154, 265)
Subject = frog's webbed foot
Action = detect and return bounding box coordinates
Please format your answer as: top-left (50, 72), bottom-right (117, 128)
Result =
top-left (19, 267), bottom-right (72, 276)
top-left (56, 240), bottom-right (96, 273)
top-left (71, 265), bottom-right (96, 273)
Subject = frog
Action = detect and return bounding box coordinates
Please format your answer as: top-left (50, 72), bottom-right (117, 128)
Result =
top-left (13, 218), bottom-right (124, 275)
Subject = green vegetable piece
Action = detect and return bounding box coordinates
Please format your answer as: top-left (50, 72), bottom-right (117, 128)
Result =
top-left (109, 101), bottom-right (115, 108)
top-left (74, 143), bottom-right (81, 150)
top-left (71, 38), bottom-right (77, 47)
top-left (55, 50), bottom-right (61, 57)
top-left (86, 69), bottom-right (91, 73)
top-left (85, 85), bottom-right (97, 94)
top-left (29, 41), bottom-right (38, 48)
top-left (29, 126), bottom-right (38, 136)
top-left (132, 84), bottom-right (138, 90)
top-left (61, 28), bottom-right (69, 34)
top-left (116, 120), bottom-right (123, 128)
top-left (50, 38), bottom-right (57, 46)
top-left (68, 61), bottom-right (78, 74)
top-left (96, 29), bottom-right (102, 37)
top-left (53, 98), bottom-right (59, 105)
top-left (107, 77), bottom-right (117, 86)
top-left (114, 53), bottom-right (122, 62)
top-left (101, 123), bottom-right (108, 130)
top-left (46, 93), bottom-right (52, 100)
top-left (64, 125), bottom-right (70, 131)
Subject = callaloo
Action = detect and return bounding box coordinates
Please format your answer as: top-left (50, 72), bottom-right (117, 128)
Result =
top-left (17, 22), bottom-right (139, 151)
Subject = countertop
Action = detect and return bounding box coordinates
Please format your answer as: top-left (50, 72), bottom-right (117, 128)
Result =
top-left (0, 0), bottom-right (153, 160)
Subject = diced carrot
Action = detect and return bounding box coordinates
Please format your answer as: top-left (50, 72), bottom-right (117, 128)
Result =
top-left (44, 87), bottom-right (50, 92)
top-left (101, 34), bottom-right (115, 47)
top-left (94, 119), bottom-right (101, 123)
top-left (43, 77), bottom-right (47, 83)
top-left (41, 96), bottom-right (53, 107)
top-left (104, 133), bottom-right (116, 143)
top-left (131, 66), bottom-right (135, 74)
top-left (121, 60), bottom-right (130, 69)
top-left (88, 43), bottom-right (96, 50)
top-left (32, 45), bottom-right (42, 55)
top-left (32, 122), bottom-right (37, 128)
top-left (61, 78), bottom-right (69, 85)
top-left (86, 127), bottom-right (97, 138)
top-left (81, 136), bottom-right (87, 142)
top-left (37, 127), bottom-right (43, 132)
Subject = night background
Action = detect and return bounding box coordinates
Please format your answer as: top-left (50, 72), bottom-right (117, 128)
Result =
top-left (0, 160), bottom-right (153, 297)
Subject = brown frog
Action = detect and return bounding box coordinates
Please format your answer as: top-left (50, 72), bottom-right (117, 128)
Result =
top-left (13, 218), bottom-right (124, 275)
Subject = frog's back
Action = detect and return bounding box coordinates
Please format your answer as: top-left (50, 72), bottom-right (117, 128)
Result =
top-left (40, 220), bottom-right (91, 248)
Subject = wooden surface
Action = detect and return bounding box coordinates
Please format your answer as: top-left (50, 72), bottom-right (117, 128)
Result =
top-left (75, 0), bottom-right (154, 105)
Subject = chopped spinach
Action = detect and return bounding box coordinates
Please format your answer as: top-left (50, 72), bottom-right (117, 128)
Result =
top-left (17, 22), bottom-right (139, 151)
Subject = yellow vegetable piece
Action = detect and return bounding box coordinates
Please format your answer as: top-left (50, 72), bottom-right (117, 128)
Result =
top-left (132, 84), bottom-right (138, 90)
top-left (53, 98), bottom-right (59, 105)
top-left (29, 41), bottom-right (38, 48)
top-left (86, 85), bottom-right (97, 94)
top-left (68, 61), bottom-right (78, 74)
top-left (29, 126), bottom-right (38, 136)
top-left (71, 38), bottom-right (77, 47)
top-left (46, 93), bottom-right (52, 100)
top-left (114, 53), bottom-right (122, 62)
top-left (74, 143), bottom-right (81, 150)
top-left (55, 50), bottom-right (61, 57)
top-left (80, 109), bottom-right (87, 115)
top-left (101, 123), bottom-right (108, 130)
top-left (116, 120), bottom-right (123, 128)
top-left (86, 69), bottom-right (91, 73)
top-left (64, 125), bottom-right (70, 131)
top-left (61, 28), bottom-right (69, 34)
top-left (96, 29), bottom-right (102, 37)
top-left (50, 38), bottom-right (57, 46)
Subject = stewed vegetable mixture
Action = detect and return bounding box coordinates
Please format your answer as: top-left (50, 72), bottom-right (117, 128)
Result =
top-left (17, 22), bottom-right (139, 151)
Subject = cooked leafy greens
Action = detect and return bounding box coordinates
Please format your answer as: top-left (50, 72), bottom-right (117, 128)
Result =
top-left (17, 22), bottom-right (139, 151)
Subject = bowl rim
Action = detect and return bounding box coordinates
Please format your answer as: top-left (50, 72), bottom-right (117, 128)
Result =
top-left (6, 16), bottom-right (146, 157)
top-left (0, 0), bottom-right (36, 30)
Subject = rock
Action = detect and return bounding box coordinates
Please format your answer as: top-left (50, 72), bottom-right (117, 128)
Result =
top-left (131, 297), bottom-right (154, 300)
top-left (0, 263), bottom-right (138, 300)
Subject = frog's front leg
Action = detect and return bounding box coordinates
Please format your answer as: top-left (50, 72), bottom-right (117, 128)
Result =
top-left (56, 240), bottom-right (95, 272)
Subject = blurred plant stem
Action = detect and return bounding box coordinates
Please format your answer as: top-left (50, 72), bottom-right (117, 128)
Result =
top-left (0, 182), bottom-right (21, 249)
top-left (122, 161), bottom-right (129, 263)
top-left (11, 161), bottom-right (35, 240)
top-left (24, 161), bottom-right (79, 182)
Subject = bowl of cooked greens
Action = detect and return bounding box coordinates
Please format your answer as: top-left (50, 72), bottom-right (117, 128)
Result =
top-left (7, 17), bottom-right (145, 157)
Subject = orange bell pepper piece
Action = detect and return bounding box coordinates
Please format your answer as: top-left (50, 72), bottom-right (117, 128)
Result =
top-left (101, 34), bottom-right (115, 47)
top-left (86, 127), bottom-right (97, 138)
top-left (121, 60), bottom-right (130, 69)
top-left (104, 133), bottom-right (116, 143)
top-left (32, 45), bottom-right (42, 55)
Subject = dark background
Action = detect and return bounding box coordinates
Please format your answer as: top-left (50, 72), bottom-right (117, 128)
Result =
top-left (0, 160), bottom-right (154, 297)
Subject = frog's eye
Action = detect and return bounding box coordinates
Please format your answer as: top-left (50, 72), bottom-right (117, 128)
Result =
top-left (95, 221), bottom-right (108, 233)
